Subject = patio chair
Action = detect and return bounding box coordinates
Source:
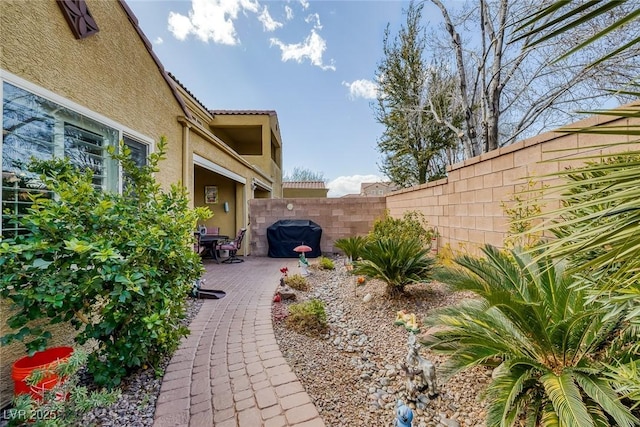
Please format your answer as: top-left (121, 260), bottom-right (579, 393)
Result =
top-left (216, 228), bottom-right (247, 263)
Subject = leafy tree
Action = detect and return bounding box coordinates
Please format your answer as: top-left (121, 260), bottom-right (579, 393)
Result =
top-left (424, 245), bottom-right (638, 426)
top-left (429, 0), bottom-right (640, 156)
top-left (374, 1), bottom-right (462, 187)
top-left (283, 166), bottom-right (326, 182)
top-left (0, 138), bottom-right (210, 387)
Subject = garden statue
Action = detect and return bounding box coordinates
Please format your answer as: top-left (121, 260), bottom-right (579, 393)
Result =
top-left (403, 333), bottom-right (438, 401)
top-left (298, 253), bottom-right (310, 277)
top-left (394, 400), bottom-right (413, 427)
top-left (293, 245), bottom-right (311, 277)
top-left (394, 310), bottom-right (420, 333)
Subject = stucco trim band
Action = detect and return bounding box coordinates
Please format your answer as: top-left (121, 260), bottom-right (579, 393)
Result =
top-left (194, 154), bottom-right (246, 184)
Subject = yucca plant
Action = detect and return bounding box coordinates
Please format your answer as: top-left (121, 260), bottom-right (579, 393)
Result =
top-left (353, 237), bottom-right (434, 296)
top-left (423, 245), bottom-right (638, 427)
top-left (334, 235), bottom-right (369, 262)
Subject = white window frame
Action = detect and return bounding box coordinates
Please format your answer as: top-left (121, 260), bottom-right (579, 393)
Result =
top-left (1, 69), bottom-right (155, 235)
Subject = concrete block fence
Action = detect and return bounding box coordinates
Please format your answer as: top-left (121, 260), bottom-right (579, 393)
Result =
top-left (248, 107), bottom-right (640, 258)
top-left (248, 198), bottom-right (387, 257)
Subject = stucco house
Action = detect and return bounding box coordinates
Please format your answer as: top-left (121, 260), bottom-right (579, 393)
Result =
top-left (1, 0), bottom-right (282, 406)
top-left (360, 182), bottom-right (399, 197)
top-left (282, 181), bottom-right (329, 198)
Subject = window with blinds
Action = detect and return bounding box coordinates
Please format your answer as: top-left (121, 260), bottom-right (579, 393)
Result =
top-left (1, 81), bottom-right (147, 237)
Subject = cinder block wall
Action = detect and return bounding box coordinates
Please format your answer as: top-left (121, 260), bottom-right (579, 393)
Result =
top-left (248, 198), bottom-right (387, 256)
top-left (386, 111), bottom-right (640, 254)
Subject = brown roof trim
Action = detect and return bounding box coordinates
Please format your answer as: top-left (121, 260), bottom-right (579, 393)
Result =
top-left (210, 109), bottom-right (278, 116)
top-left (168, 72), bottom-right (211, 113)
top-left (117, 0), bottom-right (191, 119)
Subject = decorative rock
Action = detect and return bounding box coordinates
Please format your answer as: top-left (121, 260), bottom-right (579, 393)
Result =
top-left (277, 285), bottom-right (297, 300)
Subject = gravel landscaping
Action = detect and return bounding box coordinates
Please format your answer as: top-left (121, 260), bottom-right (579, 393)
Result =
top-left (273, 258), bottom-right (491, 427)
top-left (9, 257), bottom-right (491, 427)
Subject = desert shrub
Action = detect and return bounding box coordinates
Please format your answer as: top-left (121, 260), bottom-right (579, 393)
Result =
top-left (285, 274), bottom-right (309, 291)
top-left (369, 210), bottom-right (433, 247)
top-left (334, 236), bottom-right (369, 261)
top-left (500, 179), bottom-right (546, 249)
top-left (0, 138), bottom-right (210, 388)
top-left (317, 256), bottom-right (335, 270)
top-left (354, 237), bottom-right (435, 296)
top-left (286, 299), bottom-right (327, 335)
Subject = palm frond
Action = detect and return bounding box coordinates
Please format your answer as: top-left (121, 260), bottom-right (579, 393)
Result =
top-left (573, 373), bottom-right (640, 427)
top-left (512, 1), bottom-right (640, 66)
top-left (485, 363), bottom-right (540, 427)
top-left (541, 372), bottom-right (594, 427)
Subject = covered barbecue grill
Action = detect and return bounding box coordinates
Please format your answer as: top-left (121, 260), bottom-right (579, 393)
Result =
top-left (267, 219), bottom-right (322, 258)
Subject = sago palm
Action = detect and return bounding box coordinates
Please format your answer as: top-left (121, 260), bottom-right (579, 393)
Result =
top-left (354, 237), bottom-right (434, 296)
top-left (422, 245), bottom-right (638, 427)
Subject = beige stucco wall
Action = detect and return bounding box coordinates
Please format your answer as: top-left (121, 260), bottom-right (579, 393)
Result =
top-left (1, 0), bottom-right (188, 407)
top-left (249, 198), bottom-right (387, 256)
top-left (386, 111), bottom-right (640, 254)
top-left (1, 0), bottom-right (185, 189)
top-left (282, 188), bottom-right (329, 198)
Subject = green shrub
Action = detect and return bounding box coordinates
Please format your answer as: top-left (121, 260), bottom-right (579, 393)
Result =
top-left (354, 237), bottom-right (435, 296)
top-left (317, 256), bottom-right (335, 270)
top-left (0, 138), bottom-right (210, 388)
top-left (369, 210), bottom-right (433, 247)
top-left (9, 348), bottom-right (120, 426)
top-left (424, 246), bottom-right (639, 427)
top-left (285, 274), bottom-right (309, 291)
top-left (334, 236), bottom-right (369, 261)
top-left (286, 299), bottom-right (327, 335)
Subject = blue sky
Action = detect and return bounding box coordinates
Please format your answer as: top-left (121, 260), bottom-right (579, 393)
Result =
top-left (126, 0), bottom-right (439, 196)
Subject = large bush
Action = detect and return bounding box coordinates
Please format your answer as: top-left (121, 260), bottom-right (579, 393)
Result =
top-left (369, 210), bottom-right (433, 247)
top-left (0, 138), bottom-right (209, 387)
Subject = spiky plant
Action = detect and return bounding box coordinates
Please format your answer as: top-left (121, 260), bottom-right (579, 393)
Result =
top-left (423, 245), bottom-right (638, 427)
top-left (354, 237), bottom-right (434, 296)
top-left (334, 235), bottom-right (370, 262)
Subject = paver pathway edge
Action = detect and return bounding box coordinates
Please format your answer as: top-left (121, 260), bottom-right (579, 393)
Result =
top-left (153, 257), bottom-right (326, 427)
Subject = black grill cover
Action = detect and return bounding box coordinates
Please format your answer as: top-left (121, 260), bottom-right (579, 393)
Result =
top-left (267, 220), bottom-right (322, 258)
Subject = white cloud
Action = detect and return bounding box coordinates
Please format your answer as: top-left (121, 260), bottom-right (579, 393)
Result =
top-left (299, 0), bottom-right (309, 10)
top-left (285, 5), bottom-right (294, 20)
top-left (167, 0), bottom-right (260, 45)
top-left (153, 36), bottom-right (164, 45)
top-left (270, 30), bottom-right (336, 71)
top-left (258, 5), bottom-right (283, 31)
top-left (342, 79), bottom-right (378, 100)
top-left (327, 174), bottom-right (384, 198)
top-left (305, 13), bottom-right (322, 29)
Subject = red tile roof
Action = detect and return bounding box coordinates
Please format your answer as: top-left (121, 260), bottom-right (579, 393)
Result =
top-left (211, 110), bottom-right (277, 116)
top-left (282, 181), bottom-right (327, 189)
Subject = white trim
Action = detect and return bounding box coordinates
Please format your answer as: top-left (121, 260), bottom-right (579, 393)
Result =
top-left (253, 178), bottom-right (272, 192)
top-left (193, 154), bottom-right (246, 184)
top-left (1, 69), bottom-right (154, 147)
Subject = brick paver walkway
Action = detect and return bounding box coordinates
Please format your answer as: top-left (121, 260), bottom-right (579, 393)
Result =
top-left (153, 257), bottom-right (326, 427)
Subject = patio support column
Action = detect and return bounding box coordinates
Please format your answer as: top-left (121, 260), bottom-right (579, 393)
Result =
top-left (179, 118), bottom-right (192, 206)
